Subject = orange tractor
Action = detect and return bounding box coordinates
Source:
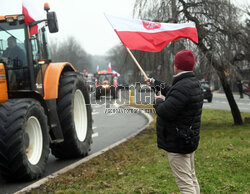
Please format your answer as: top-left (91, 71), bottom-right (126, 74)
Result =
top-left (0, 4), bottom-right (92, 181)
top-left (95, 72), bottom-right (118, 100)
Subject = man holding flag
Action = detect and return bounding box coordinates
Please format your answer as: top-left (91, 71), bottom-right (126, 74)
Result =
top-left (106, 14), bottom-right (203, 193)
top-left (148, 50), bottom-right (203, 194)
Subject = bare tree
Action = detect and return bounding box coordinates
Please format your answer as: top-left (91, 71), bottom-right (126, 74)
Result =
top-left (49, 36), bottom-right (91, 72)
top-left (133, 0), bottom-right (250, 125)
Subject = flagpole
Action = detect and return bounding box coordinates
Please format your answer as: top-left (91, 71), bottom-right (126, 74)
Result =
top-left (126, 48), bottom-right (149, 80)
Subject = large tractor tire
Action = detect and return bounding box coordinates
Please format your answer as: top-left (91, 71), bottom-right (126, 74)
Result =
top-left (95, 87), bottom-right (101, 100)
top-left (51, 72), bottom-right (92, 158)
top-left (0, 99), bottom-right (50, 181)
top-left (111, 86), bottom-right (118, 99)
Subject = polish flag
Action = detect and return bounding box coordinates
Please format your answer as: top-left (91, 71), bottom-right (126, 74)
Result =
top-left (107, 63), bottom-right (112, 72)
top-left (112, 70), bottom-right (120, 77)
top-left (97, 65), bottom-right (100, 72)
top-left (105, 14), bottom-right (198, 52)
top-left (22, 0), bottom-right (45, 36)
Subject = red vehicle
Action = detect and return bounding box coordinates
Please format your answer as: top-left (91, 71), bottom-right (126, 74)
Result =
top-left (95, 72), bottom-right (118, 99)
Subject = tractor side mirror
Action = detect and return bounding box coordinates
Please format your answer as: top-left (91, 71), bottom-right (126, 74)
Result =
top-left (47, 11), bottom-right (59, 33)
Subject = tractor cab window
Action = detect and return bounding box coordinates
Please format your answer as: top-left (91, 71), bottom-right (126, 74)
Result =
top-left (31, 35), bottom-right (39, 62)
top-left (0, 22), bottom-right (30, 90)
top-left (30, 27), bottom-right (51, 95)
top-left (98, 74), bottom-right (113, 85)
top-left (31, 27), bottom-right (50, 61)
top-left (0, 23), bottom-right (27, 67)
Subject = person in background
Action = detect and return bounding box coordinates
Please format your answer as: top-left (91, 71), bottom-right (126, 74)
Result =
top-left (247, 82), bottom-right (250, 99)
top-left (83, 69), bottom-right (88, 78)
top-left (236, 79), bottom-right (244, 99)
top-left (146, 49), bottom-right (203, 194)
top-left (3, 36), bottom-right (26, 67)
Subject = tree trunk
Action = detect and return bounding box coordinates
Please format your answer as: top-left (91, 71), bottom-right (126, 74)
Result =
top-left (197, 42), bottom-right (242, 125)
top-left (217, 70), bottom-right (243, 125)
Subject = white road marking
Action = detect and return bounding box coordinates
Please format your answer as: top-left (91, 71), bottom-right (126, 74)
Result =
top-left (92, 132), bottom-right (99, 138)
top-left (93, 126), bottom-right (97, 130)
top-left (92, 112), bottom-right (99, 115)
top-left (92, 104), bottom-right (104, 109)
top-left (114, 103), bottom-right (119, 108)
top-left (107, 113), bottom-right (116, 116)
top-left (238, 103), bottom-right (250, 105)
top-left (241, 107), bottom-right (249, 110)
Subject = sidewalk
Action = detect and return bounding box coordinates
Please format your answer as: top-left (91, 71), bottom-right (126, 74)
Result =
top-left (213, 91), bottom-right (250, 100)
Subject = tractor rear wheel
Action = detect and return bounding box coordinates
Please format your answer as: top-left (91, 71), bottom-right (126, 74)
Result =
top-left (0, 99), bottom-right (50, 181)
top-left (51, 72), bottom-right (92, 158)
top-left (111, 86), bottom-right (118, 99)
top-left (95, 87), bottom-right (101, 100)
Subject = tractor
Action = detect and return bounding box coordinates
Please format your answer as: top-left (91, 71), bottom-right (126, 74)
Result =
top-left (95, 71), bottom-right (118, 100)
top-left (0, 3), bottom-right (92, 181)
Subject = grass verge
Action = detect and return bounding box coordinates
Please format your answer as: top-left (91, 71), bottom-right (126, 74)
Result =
top-left (30, 108), bottom-right (250, 194)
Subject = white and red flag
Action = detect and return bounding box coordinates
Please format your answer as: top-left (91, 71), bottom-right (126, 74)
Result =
top-left (22, 0), bottom-right (45, 36)
top-left (96, 65), bottom-right (100, 72)
top-left (107, 62), bottom-right (112, 72)
top-left (112, 70), bottom-right (120, 77)
top-left (105, 14), bottom-right (198, 52)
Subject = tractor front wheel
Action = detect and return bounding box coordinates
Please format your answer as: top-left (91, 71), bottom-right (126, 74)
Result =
top-left (0, 99), bottom-right (50, 181)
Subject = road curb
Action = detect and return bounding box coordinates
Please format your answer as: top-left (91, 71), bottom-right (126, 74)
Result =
top-left (16, 106), bottom-right (154, 194)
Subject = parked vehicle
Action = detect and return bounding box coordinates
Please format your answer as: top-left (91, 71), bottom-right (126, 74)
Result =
top-left (118, 76), bottom-right (129, 90)
top-left (200, 81), bottom-right (213, 102)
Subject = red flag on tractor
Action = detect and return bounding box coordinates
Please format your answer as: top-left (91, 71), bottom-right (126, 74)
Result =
top-left (107, 62), bottom-right (112, 73)
top-left (22, 0), bottom-right (45, 36)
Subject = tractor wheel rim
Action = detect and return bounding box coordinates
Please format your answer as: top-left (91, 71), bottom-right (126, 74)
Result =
top-left (74, 89), bottom-right (88, 142)
top-left (25, 116), bottom-right (43, 165)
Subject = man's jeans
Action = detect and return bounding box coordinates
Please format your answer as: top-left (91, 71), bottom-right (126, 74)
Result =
top-left (167, 152), bottom-right (200, 194)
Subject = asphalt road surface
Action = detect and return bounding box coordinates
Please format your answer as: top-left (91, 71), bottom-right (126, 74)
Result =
top-left (0, 94), bottom-right (147, 194)
top-left (203, 92), bottom-right (250, 112)
top-left (132, 88), bottom-right (250, 113)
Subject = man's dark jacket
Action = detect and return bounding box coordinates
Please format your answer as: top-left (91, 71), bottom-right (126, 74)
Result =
top-left (153, 72), bottom-right (203, 154)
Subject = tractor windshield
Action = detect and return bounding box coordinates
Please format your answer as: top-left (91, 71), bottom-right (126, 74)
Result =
top-left (98, 74), bottom-right (113, 85)
top-left (0, 21), bottom-right (30, 90)
top-left (0, 22), bottom-right (27, 67)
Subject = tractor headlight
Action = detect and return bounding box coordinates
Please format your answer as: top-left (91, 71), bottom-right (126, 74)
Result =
top-left (6, 17), bottom-right (14, 23)
top-left (102, 85), bottom-right (109, 88)
top-left (17, 15), bottom-right (25, 21)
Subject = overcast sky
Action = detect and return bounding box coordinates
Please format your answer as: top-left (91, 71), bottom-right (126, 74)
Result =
top-left (48, 0), bottom-right (249, 56)
top-left (1, 0), bottom-right (249, 56)
top-left (1, 0), bottom-right (135, 56)
top-left (49, 0), bottom-right (135, 56)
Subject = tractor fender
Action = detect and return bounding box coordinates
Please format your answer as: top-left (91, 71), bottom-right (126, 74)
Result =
top-left (43, 62), bottom-right (76, 100)
top-left (0, 63), bottom-right (8, 103)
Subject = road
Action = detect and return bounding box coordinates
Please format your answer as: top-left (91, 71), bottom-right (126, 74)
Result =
top-left (132, 88), bottom-right (250, 113)
top-left (0, 94), bottom-right (148, 194)
top-left (203, 92), bottom-right (250, 112)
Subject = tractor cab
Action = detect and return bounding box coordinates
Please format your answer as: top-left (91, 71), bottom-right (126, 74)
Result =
top-left (0, 15), bottom-right (29, 90)
top-left (0, 4), bottom-right (58, 100)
